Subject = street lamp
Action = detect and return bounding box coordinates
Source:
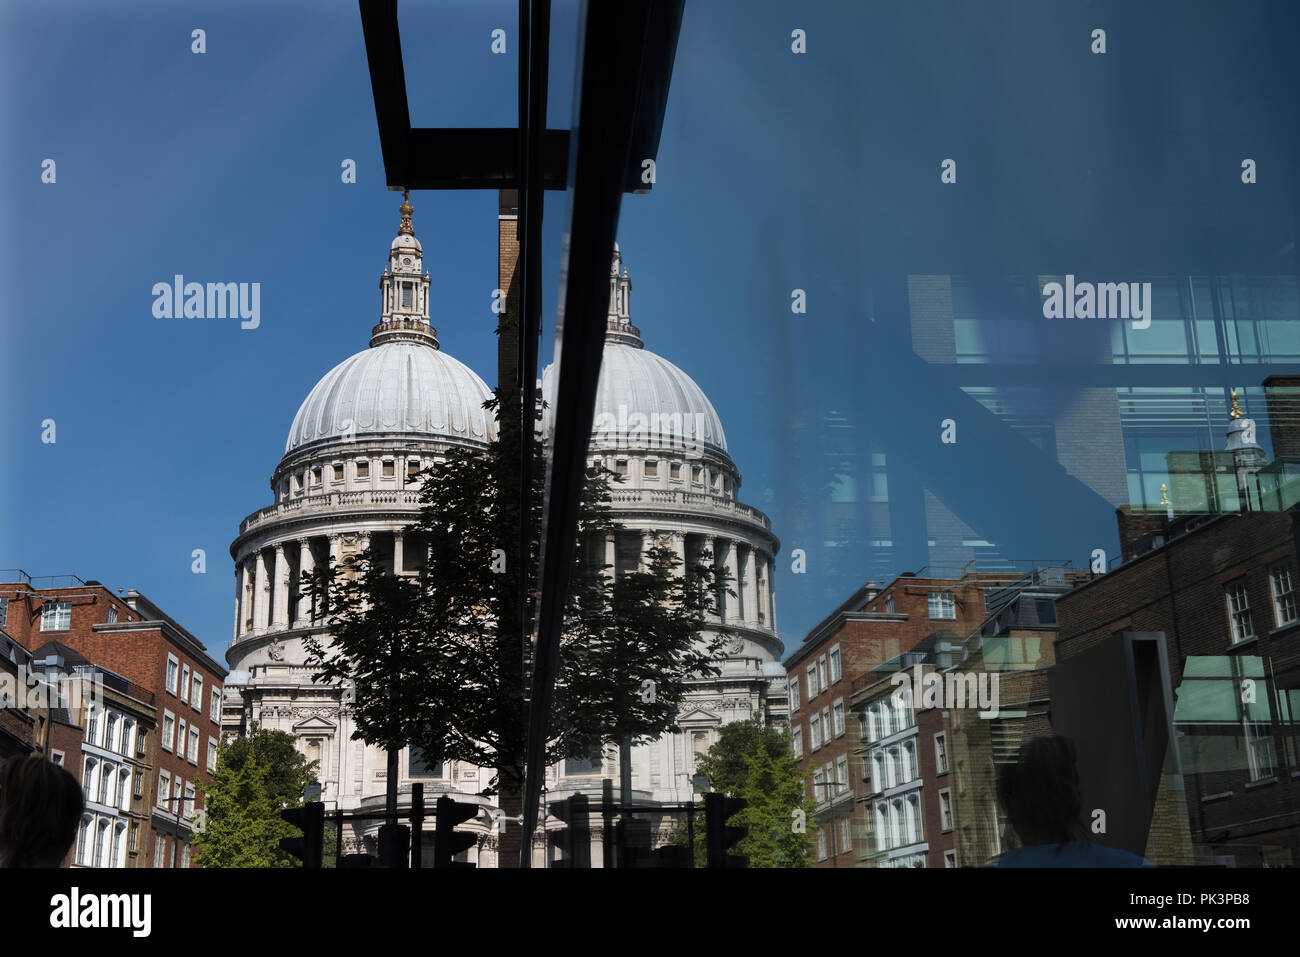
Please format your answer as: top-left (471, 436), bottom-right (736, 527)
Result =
top-left (159, 793), bottom-right (195, 868)
top-left (810, 780), bottom-right (848, 869)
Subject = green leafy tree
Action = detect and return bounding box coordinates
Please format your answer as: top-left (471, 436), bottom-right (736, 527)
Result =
top-left (193, 741), bottom-right (298, 867)
top-left (218, 723), bottom-right (318, 807)
top-left (304, 386), bottom-right (730, 865)
top-left (671, 718), bottom-right (815, 867)
top-left (193, 725), bottom-right (319, 868)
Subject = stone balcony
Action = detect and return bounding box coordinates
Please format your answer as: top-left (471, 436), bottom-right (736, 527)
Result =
top-left (238, 489), bottom-right (424, 536)
top-left (605, 487), bottom-right (772, 532)
top-left (237, 486), bottom-right (772, 543)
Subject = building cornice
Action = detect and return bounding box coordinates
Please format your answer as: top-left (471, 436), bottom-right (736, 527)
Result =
top-left (92, 619), bottom-right (227, 680)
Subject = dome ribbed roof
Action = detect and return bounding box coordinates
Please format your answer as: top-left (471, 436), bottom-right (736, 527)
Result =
top-left (285, 341), bottom-right (495, 456)
top-left (542, 341), bottom-right (728, 458)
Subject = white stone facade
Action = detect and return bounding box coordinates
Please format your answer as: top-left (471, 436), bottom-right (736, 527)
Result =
top-left (224, 205), bottom-right (785, 865)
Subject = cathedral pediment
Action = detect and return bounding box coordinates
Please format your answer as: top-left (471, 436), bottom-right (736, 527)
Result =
top-left (292, 714), bottom-right (337, 733)
top-left (676, 707), bottom-right (721, 725)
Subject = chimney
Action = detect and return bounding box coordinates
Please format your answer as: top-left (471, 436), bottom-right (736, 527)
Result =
top-left (497, 189), bottom-right (521, 389)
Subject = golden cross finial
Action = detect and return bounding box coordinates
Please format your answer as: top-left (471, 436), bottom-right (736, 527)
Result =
top-left (1159, 483), bottom-right (1171, 506)
top-left (1229, 389), bottom-right (1244, 419)
top-left (398, 189), bottom-right (414, 235)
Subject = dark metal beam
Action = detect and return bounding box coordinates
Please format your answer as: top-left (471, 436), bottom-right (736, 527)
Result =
top-left (360, 0), bottom-right (676, 193)
top-left (359, 0), bottom-right (411, 186)
top-left (406, 128), bottom-right (570, 191)
top-left (520, 0), bottom-right (685, 865)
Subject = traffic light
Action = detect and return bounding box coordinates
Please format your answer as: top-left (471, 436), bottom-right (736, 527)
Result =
top-left (378, 823), bottom-right (410, 869)
top-left (434, 796), bottom-right (478, 868)
top-left (279, 801), bottom-right (325, 868)
top-left (704, 793), bottom-right (747, 868)
top-left (547, 793), bottom-right (590, 868)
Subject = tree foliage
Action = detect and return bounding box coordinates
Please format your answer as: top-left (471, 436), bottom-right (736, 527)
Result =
top-left (672, 718), bottom-right (815, 868)
top-left (193, 727), bottom-right (316, 868)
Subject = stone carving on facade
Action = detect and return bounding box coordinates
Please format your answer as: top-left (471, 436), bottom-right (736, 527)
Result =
top-left (290, 707), bottom-right (339, 719)
top-left (268, 638), bottom-right (285, 661)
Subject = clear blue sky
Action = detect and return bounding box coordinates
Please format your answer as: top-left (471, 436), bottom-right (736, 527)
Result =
top-left (3, 1), bottom-right (1298, 666)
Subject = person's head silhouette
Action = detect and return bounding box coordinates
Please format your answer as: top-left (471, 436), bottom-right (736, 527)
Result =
top-left (997, 733), bottom-right (1088, 849)
top-left (0, 755), bottom-right (85, 867)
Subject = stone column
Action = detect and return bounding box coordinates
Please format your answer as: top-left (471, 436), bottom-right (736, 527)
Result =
top-left (703, 535), bottom-right (718, 622)
top-left (734, 545), bottom-right (748, 624)
top-left (604, 532), bottom-right (617, 580)
top-left (392, 532), bottom-right (404, 575)
top-left (272, 543), bottom-right (290, 628)
top-left (253, 550), bottom-right (268, 633)
top-left (638, 530), bottom-right (653, 573)
top-left (721, 539), bottom-right (739, 624)
top-left (743, 545), bottom-right (758, 627)
top-left (757, 553), bottom-right (769, 626)
top-left (764, 574), bottom-right (774, 634)
top-left (232, 568), bottom-right (241, 642)
top-left (298, 539), bottom-right (316, 622)
top-left (358, 533), bottom-right (372, 612)
top-left (673, 532), bottom-right (687, 570)
top-left (236, 561), bottom-right (248, 638)
top-left (765, 554), bottom-right (776, 627)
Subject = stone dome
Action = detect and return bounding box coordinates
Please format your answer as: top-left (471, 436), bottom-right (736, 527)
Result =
top-left (543, 341), bottom-right (728, 458)
top-left (285, 340), bottom-right (496, 456)
top-left (541, 244), bottom-right (730, 462)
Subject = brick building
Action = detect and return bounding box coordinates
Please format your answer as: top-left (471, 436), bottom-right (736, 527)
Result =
top-left (1049, 379), bottom-right (1300, 865)
top-left (26, 642), bottom-right (160, 868)
top-left (845, 568), bottom-right (1084, 867)
top-left (0, 572), bottom-right (226, 867)
top-left (784, 568), bottom-right (1013, 867)
top-left (1056, 509), bottom-right (1300, 865)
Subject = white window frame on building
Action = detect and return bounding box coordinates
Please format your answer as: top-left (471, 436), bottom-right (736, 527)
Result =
top-left (208, 736), bottom-right (219, 771)
top-left (835, 754), bottom-right (849, 794)
top-left (788, 676), bottom-right (800, 711)
top-left (829, 645), bottom-right (841, 683)
top-left (1225, 580), bottom-right (1255, 643)
top-left (927, 591), bottom-right (956, 620)
top-left (934, 732), bottom-right (948, 774)
top-left (806, 664), bottom-right (817, 699)
top-left (40, 601), bottom-right (71, 631)
top-left (1269, 562), bottom-right (1297, 627)
top-left (162, 710), bottom-right (175, 752)
top-left (809, 715), bottom-right (821, 750)
top-left (180, 664), bottom-right (191, 704)
top-left (817, 656), bottom-right (828, 692)
top-left (939, 788), bottom-right (953, 831)
top-left (157, 770), bottom-right (170, 809)
top-left (191, 673), bottom-right (203, 711)
top-left (210, 688), bottom-right (222, 722)
top-left (832, 698), bottom-right (845, 737)
top-left (792, 727), bottom-right (803, 759)
top-left (166, 654), bottom-right (179, 695)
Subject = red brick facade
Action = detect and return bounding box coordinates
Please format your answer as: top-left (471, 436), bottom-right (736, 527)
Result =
top-left (0, 574), bottom-right (226, 868)
top-left (785, 572), bottom-right (1001, 867)
top-left (1056, 511), bottom-right (1300, 866)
